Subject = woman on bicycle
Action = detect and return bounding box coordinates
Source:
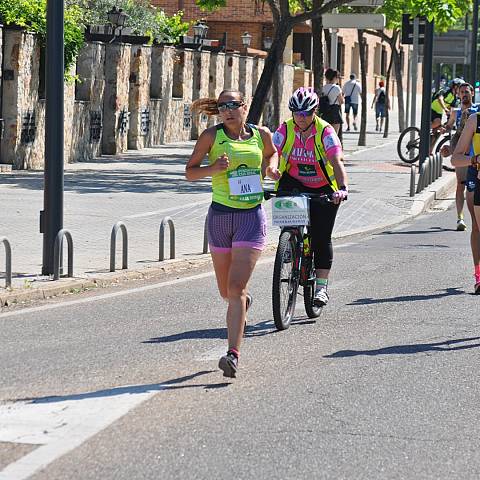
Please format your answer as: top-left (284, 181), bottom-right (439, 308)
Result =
top-left (185, 89), bottom-right (279, 378)
top-left (272, 87), bottom-right (348, 306)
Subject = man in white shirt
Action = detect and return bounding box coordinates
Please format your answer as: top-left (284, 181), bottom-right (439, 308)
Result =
top-left (342, 74), bottom-right (362, 132)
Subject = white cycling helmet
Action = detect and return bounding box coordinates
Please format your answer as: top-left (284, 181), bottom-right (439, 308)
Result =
top-left (288, 87), bottom-right (319, 112)
top-left (450, 77), bottom-right (465, 87)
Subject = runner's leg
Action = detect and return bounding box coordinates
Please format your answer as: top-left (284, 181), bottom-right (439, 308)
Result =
top-left (226, 248), bottom-right (262, 351)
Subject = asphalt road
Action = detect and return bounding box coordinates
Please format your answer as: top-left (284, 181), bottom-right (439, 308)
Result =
top-left (1, 202), bottom-right (480, 480)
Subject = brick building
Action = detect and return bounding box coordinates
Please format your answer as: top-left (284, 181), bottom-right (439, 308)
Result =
top-left (154, 0), bottom-right (412, 98)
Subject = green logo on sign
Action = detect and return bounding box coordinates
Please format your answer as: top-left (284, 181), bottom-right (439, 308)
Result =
top-left (275, 199), bottom-right (297, 209)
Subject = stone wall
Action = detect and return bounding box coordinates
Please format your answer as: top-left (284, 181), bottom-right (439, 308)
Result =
top-left (0, 28), bottom-right (301, 170)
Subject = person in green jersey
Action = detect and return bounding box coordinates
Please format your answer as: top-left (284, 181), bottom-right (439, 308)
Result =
top-left (186, 90), bottom-right (279, 377)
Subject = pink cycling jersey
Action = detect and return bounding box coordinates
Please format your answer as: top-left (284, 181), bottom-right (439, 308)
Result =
top-left (273, 123), bottom-right (342, 188)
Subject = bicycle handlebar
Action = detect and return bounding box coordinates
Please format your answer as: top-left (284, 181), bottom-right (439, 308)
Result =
top-left (264, 190), bottom-right (340, 203)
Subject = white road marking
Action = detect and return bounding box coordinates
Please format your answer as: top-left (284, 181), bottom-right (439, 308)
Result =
top-left (0, 384), bottom-right (166, 480)
top-left (123, 199), bottom-right (211, 219)
top-left (334, 242), bottom-right (356, 249)
top-left (0, 257), bottom-right (274, 320)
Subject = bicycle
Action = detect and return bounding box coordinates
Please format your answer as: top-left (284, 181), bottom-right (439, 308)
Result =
top-left (397, 125), bottom-right (451, 164)
top-left (264, 190), bottom-right (335, 331)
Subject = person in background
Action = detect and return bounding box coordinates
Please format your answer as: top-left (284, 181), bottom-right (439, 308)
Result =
top-left (342, 74), bottom-right (362, 132)
top-left (452, 111), bottom-right (480, 295)
top-left (321, 68), bottom-right (344, 134)
top-left (372, 80), bottom-right (387, 132)
top-left (442, 82), bottom-right (479, 231)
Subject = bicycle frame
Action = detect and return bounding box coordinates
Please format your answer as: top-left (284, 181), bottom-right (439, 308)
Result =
top-left (280, 225), bottom-right (313, 288)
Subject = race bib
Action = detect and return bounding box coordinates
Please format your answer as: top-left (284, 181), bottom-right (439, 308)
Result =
top-left (228, 167), bottom-right (263, 202)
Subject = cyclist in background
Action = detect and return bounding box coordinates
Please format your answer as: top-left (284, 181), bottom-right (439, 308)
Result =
top-left (443, 83), bottom-right (479, 231)
top-left (451, 111), bottom-right (480, 295)
top-left (431, 78), bottom-right (464, 130)
top-left (186, 89), bottom-right (279, 377)
top-left (273, 87), bottom-right (348, 306)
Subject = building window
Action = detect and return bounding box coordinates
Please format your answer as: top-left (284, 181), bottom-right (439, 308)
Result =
top-left (337, 37), bottom-right (345, 76)
top-left (381, 45), bottom-right (387, 76)
top-left (351, 42), bottom-right (359, 76)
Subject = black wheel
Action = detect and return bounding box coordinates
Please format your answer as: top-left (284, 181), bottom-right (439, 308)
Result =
top-left (397, 126), bottom-right (420, 164)
top-left (435, 135), bottom-right (455, 171)
top-left (303, 256), bottom-right (322, 319)
top-left (272, 231), bottom-right (299, 330)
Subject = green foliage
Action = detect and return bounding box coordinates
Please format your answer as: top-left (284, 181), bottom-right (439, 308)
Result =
top-left (0, 0), bottom-right (85, 72)
top-left (379, 0), bottom-right (471, 32)
top-left (76, 0), bottom-right (190, 44)
top-left (0, 0), bottom-right (190, 76)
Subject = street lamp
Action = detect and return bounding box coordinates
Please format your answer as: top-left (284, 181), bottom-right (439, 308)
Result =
top-left (241, 31), bottom-right (253, 49)
top-left (107, 6), bottom-right (128, 41)
top-left (193, 20), bottom-right (209, 48)
top-left (263, 36), bottom-right (273, 50)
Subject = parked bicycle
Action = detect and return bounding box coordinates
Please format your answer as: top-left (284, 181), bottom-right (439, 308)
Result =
top-left (397, 125), bottom-right (451, 164)
top-left (265, 190), bottom-right (335, 330)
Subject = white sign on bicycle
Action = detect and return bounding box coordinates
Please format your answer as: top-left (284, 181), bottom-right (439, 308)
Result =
top-left (272, 196), bottom-right (310, 226)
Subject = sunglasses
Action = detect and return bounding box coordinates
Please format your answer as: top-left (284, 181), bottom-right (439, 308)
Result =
top-left (218, 101), bottom-right (244, 112)
top-left (293, 110), bottom-right (314, 117)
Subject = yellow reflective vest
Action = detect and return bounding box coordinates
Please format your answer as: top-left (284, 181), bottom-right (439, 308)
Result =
top-left (275, 116), bottom-right (339, 192)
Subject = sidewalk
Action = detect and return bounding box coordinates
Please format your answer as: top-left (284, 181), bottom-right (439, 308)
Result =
top-left (0, 115), bottom-right (456, 306)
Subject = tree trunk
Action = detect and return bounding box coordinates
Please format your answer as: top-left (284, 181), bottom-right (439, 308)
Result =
top-left (392, 41), bottom-right (406, 132)
top-left (247, 20), bottom-right (291, 124)
top-left (358, 29), bottom-right (367, 146)
top-left (312, 11), bottom-right (324, 94)
top-left (383, 45), bottom-right (394, 138)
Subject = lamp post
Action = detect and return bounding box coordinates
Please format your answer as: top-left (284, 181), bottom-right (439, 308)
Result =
top-left (107, 6), bottom-right (128, 42)
top-left (193, 20), bottom-right (209, 50)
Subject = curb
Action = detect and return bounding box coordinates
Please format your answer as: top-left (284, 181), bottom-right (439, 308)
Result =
top-left (0, 173), bottom-right (457, 309)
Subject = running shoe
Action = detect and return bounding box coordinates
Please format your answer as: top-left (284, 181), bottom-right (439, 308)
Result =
top-left (475, 274), bottom-right (480, 295)
top-left (457, 219), bottom-right (467, 231)
top-left (219, 352), bottom-right (238, 378)
top-left (314, 287), bottom-right (329, 306)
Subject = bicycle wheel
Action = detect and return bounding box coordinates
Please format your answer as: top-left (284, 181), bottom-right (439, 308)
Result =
top-left (303, 256), bottom-right (322, 318)
top-left (272, 230), bottom-right (299, 330)
top-left (397, 126), bottom-right (420, 164)
top-left (435, 135), bottom-right (454, 171)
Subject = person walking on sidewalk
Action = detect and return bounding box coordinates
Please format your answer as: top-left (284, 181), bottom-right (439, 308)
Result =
top-left (320, 68), bottom-right (344, 135)
top-left (272, 87), bottom-right (348, 306)
top-left (452, 111), bottom-right (480, 294)
top-left (186, 89), bottom-right (279, 377)
top-left (342, 74), bottom-right (362, 132)
top-left (442, 82), bottom-right (479, 231)
top-left (372, 81), bottom-right (387, 132)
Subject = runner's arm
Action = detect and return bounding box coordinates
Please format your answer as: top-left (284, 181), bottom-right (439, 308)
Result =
top-left (258, 126), bottom-right (280, 180)
top-left (185, 128), bottom-right (223, 180)
top-left (452, 114), bottom-right (476, 167)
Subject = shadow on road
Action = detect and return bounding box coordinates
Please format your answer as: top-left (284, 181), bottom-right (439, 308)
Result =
top-left (347, 287), bottom-right (464, 305)
top-left (377, 226), bottom-right (457, 235)
top-left (143, 317), bottom-right (317, 343)
top-left (324, 336), bottom-right (480, 358)
top-left (16, 370), bottom-right (229, 404)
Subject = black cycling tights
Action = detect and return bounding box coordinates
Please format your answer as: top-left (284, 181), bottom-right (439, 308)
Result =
top-left (309, 199), bottom-right (339, 270)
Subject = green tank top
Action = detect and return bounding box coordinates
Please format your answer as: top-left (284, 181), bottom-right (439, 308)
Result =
top-left (432, 89), bottom-right (455, 114)
top-left (209, 124), bottom-right (265, 209)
